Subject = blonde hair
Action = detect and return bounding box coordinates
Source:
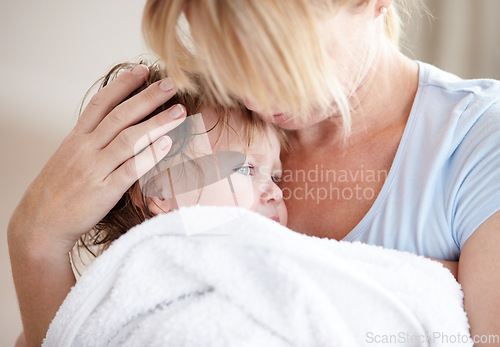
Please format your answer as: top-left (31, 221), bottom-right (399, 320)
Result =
top-left (142, 0), bottom-right (415, 138)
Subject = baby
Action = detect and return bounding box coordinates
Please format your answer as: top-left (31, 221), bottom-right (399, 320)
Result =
top-left (80, 61), bottom-right (287, 254)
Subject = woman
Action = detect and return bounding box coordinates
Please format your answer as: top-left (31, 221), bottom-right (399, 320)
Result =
top-left (9, 0), bottom-right (500, 345)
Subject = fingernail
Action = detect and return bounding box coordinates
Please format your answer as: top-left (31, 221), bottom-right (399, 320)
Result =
top-left (131, 65), bottom-right (147, 76)
top-left (158, 136), bottom-right (171, 150)
top-left (168, 105), bottom-right (184, 119)
top-left (159, 78), bottom-right (174, 92)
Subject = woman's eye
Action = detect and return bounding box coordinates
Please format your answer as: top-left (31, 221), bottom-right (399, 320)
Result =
top-left (234, 164), bottom-right (255, 176)
top-left (271, 175), bottom-right (282, 184)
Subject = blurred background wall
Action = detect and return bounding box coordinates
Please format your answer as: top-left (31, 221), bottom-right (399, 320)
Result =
top-left (0, 1), bottom-right (148, 345)
top-left (1, 0), bottom-right (499, 345)
top-left (402, 0), bottom-right (500, 80)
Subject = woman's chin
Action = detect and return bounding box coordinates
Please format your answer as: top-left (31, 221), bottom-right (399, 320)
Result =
top-left (273, 117), bottom-right (318, 130)
top-left (267, 113), bottom-right (302, 129)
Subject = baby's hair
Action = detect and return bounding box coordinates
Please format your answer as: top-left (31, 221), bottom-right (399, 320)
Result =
top-left (73, 59), bottom-right (285, 267)
top-left (76, 60), bottom-right (202, 260)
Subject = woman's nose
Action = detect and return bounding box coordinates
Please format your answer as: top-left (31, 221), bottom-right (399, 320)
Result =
top-left (243, 97), bottom-right (280, 115)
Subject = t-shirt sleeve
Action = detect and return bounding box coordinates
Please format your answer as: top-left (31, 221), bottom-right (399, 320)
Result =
top-left (451, 101), bottom-right (500, 250)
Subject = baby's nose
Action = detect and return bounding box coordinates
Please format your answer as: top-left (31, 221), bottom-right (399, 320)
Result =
top-left (261, 181), bottom-right (283, 205)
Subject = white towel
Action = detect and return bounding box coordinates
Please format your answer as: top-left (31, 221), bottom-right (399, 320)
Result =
top-left (44, 205), bottom-right (471, 346)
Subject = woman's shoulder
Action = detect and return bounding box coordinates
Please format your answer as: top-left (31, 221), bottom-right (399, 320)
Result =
top-left (414, 61), bottom-right (500, 142)
top-left (418, 61), bottom-right (500, 100)
top-left (393, 63), bottom-right (500, 257)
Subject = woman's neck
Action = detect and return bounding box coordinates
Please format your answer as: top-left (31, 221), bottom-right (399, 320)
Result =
top-left (290, 45), bottom-right (419, 149)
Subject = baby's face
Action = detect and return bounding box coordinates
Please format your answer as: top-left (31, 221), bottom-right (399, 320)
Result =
top-left (149, 106), bottom-right (287, 226)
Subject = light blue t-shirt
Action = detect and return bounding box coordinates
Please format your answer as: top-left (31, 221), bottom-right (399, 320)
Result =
top-left (343, 62), bottom-right (500, 261)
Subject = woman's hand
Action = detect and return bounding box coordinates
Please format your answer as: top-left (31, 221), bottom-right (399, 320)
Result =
top-left (8, 65), bottom-right (186, 346)
top-left (9, 64), bottom-right (186, 252)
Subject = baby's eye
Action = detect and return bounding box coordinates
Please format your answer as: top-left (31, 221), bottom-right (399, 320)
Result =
top-left (271, 175), bottom-right (282, 184)
top-left (234, 164), bottom-right (256, 176)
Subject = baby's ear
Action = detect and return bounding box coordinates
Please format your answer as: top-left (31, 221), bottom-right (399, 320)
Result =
top-left (128, 183), bottom-right (175, 215)
top-left (129, 182), bottom-right (178, 215)
top-left (146, 197), bottom-right (178, 215)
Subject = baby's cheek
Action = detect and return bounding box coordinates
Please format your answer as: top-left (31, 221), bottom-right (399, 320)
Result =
top-left (229, 173), bottom-right (258, 210)
top-left (194, 178), bottom-right (236, 207)
top-left (174, 188), bottom-right (202, 208)
top-left (174, 173), bottom-right (256, 209)
top-left (278, 202), bottom-right (288, 226)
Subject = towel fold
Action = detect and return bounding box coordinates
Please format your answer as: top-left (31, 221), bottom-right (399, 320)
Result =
top-left (44, 205), bottom-right (471, 346)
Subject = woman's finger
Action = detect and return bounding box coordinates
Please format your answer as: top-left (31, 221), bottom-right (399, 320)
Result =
top-left (105, 135), bottom-right (173, 191)
top-left (75, 65), bottom-right (150, 134)
top-left (92, 77), bottom-right (178, 149)
top-left (99, 104), bottom-right (186, 174)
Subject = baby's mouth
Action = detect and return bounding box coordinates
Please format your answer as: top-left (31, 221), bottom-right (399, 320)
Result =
top-left (269, 216), bottom-right (280, 223)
